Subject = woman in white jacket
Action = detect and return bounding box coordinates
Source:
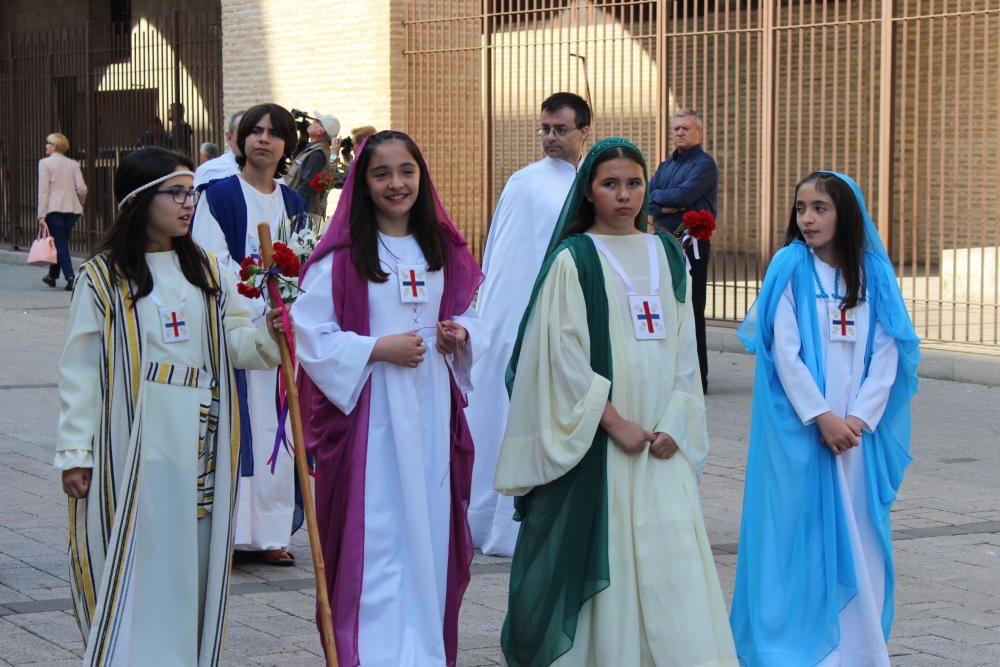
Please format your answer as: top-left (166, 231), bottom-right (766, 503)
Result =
top-left (38, 132), bottom-right (87, 290)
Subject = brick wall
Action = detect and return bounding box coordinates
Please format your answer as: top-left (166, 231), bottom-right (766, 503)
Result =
top-left (220, 0), bottom-right (407, 137)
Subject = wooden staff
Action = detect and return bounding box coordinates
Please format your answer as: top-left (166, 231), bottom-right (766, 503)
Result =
top-left (257, 223), bottom-right (338, 666)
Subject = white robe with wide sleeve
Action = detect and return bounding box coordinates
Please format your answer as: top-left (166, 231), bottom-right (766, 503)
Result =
top-left (495, 234), bottom-right (738, 666)
top-left (773, 251), bottom-right (899, 667)
top-left (55, 251), bottom-right (278, 665)
top-left (466, 156), bottom-right (577, 556)
top-left (192, 177), bottom-right (296, 551)
top-left (292, 233), bottom-right (488, 667)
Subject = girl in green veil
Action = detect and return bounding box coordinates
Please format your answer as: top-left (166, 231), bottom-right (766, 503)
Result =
top-left (495, 138), bottom-right (737, 667)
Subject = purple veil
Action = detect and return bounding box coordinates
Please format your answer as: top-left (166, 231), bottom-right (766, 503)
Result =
top-left (298, 132), bottom-right (483, 666)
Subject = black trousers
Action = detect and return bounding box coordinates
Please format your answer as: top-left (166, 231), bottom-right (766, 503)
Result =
top-left (686, 238), bottom-right (710, 392)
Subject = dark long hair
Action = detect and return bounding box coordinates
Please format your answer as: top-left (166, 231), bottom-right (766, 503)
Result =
top-left (348, 130), bottom-right (448, 283)
top-left (235, 103), bottom-right (298, 179)
top-left (559, 145), bottom-right (648, 242)
top-left (783, 171), bottom-right (866, 310)
top-left (92, 148), bottom-right (218, 305)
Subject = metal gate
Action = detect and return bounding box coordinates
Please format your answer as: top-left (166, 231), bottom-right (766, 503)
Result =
top-left (404, 0), bottom-right (1000, 348)
top-left (0, 9), bottom-right (224, 253)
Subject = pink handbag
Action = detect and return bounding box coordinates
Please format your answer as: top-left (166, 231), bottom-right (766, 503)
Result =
top-left (27, 225), bottom-right (58, 267)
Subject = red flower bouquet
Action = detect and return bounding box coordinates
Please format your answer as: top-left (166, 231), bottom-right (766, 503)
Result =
top-left (308, 170), bottom-right (335, 192)
top-left (236, 242), bottom-right (304, 303)
top-left (678, 209), bottom-right (716, 241)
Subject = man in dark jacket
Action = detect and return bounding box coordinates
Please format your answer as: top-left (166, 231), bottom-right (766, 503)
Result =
top-left (649, 109), bottom-right (717, 393)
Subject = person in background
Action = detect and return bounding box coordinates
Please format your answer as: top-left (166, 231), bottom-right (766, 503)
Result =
top-left (466, 92), bottom-right (591, 557)
top-left (136, 117), bottom-right (167, 149)
top-left (194, 110), bottom-right (244, 190)
top-left (168, 102), bottom-right (194, 157)
top-left (38, 132), bottom-right (87, 291)
top-left (286, 112), bottom-right (340, 216)
top-left (199, 142), bottom-right (221, 165)
top-left (648, 108), bottom-right (718, 393)
top-left (351, 125), bottom-right (377, 148)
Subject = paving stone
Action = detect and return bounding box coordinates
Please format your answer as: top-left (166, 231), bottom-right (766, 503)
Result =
top-left (0, 618), bottom-right (77, 663)
top-left (0, 262), bottom-right (997, 665)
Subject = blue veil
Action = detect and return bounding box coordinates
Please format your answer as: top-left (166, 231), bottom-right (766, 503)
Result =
top-left (730, 172), bottom-right (920, 666)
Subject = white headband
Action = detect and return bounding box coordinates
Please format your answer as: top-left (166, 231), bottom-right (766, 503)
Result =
top-left (117, 170), bottom-right (197, 210)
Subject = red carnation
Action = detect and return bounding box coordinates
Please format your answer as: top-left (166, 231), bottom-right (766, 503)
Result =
top-left (272, 243), bottom-right (300, 277)
top-left (237, 282), bottom-right (261, 299)
top-left (681, 209), bottom-right (716, 240)
top-left (239, 257), bottom-right (256, 282)
top-left (308, 171), bottom-right (332, 192)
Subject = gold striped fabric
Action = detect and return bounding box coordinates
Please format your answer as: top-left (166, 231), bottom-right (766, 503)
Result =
top-left (67, 252), bottom-right (240, 666)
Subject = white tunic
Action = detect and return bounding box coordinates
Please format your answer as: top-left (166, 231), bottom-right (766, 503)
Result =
top-left (773, 251), bottom-right (899, 667)
top-left (466, 156), bottom-right (577, 556)
top-left (55, 251), bottom-right (278, 664)
top-left (192, 176), bottom-right (296, 551)
top-left (292, 234), bottom-right (487, 667)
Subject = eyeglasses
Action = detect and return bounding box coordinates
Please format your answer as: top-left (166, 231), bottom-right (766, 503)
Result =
top-left (537, 125), bottom-right (578, 137)
top-left (155, 188), bottom-right (199, 205)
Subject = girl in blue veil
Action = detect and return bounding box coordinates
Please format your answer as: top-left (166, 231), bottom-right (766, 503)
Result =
top-left (730, 172), bottom-right (919, 666)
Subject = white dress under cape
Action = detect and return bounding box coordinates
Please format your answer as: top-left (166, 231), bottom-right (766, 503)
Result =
top-left (773, 250), bottom-right (899, 666)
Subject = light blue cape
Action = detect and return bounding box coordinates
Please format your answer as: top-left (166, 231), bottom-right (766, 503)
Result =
top-left (729, 172), bottom-right (920, 666)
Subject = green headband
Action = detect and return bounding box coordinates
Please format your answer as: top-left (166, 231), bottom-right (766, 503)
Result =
top-left (544, 136), bottom-right (650, 257)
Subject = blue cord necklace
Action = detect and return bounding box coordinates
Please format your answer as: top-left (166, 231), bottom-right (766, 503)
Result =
top-left (809, 252), bottom-right (842, 301)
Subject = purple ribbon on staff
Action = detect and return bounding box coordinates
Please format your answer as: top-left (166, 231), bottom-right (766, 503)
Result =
top-left (263, 270), bottom-right (299, 475)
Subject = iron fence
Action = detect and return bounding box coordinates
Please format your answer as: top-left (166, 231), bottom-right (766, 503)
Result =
top-left (0, 9), bottom-right (224, 254)
top-left (403, 0), bottom-right (1000, 347)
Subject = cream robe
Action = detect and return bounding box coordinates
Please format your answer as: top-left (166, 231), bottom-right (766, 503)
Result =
top-left (55, 251), bottom-right (278, 665)
top-left (495, 233), bottom-right (738, 667)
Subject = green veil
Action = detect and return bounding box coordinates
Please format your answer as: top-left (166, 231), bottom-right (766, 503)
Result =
top-left (500, 138), bottom-right (687, 667)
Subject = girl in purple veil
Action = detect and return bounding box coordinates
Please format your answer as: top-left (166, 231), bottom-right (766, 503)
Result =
top-left (292, 131), bottom-right (487, 667)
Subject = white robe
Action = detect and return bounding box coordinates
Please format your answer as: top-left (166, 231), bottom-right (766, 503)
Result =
top-left (466, 156), bottom-right (577, 556)
top-left (292, 234), bottom-right (488, 666)
top-left (192, 176), bottom-right (296, 551)
top-left (495, 234), bottom-right (738, 666)
top-left (193, 151), bottom-right (239, 190)
top-left (773, 251), bottom-right (899, 667)
top-left (55, 251), bottom-right (278, 664)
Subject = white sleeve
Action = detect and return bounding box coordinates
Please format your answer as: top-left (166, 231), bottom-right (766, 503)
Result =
top-left (447, 306), bottom-right (490, 394)
top-left (54, 269), bottom-right (103, 468)
top-left (773, 284), bottom-right (831, 425)
top-left (192, 201), bottom-right (240, 276)
top-left (291, 253), bottom-right (378, 414)
top-left (37, 160), bottom-right (51, 219)
top-left (74, 161), bottom-right (88, 205)
top-left (494, 251), bottom-right (611, 496)
top-left (219, 266), bottom-right (280, 370)
top-left (849, 320), bottom-right (899, 432)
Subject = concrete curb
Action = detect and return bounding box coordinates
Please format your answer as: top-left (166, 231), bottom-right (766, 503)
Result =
top-left (707, 324), bottom-right (1000, 387)
top-left (0, 247), bottom-right (87, 267)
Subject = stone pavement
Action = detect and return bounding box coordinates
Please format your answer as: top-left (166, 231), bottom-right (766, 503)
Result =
top-left (0, 261), bottom-right (997, 666)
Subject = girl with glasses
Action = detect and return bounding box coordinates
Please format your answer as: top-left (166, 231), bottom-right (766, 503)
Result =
top-left (55, 147), bottom-right (282, 665)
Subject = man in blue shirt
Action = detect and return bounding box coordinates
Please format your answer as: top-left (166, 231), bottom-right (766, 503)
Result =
top-left (649, 109), bottom-right (718, 393)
